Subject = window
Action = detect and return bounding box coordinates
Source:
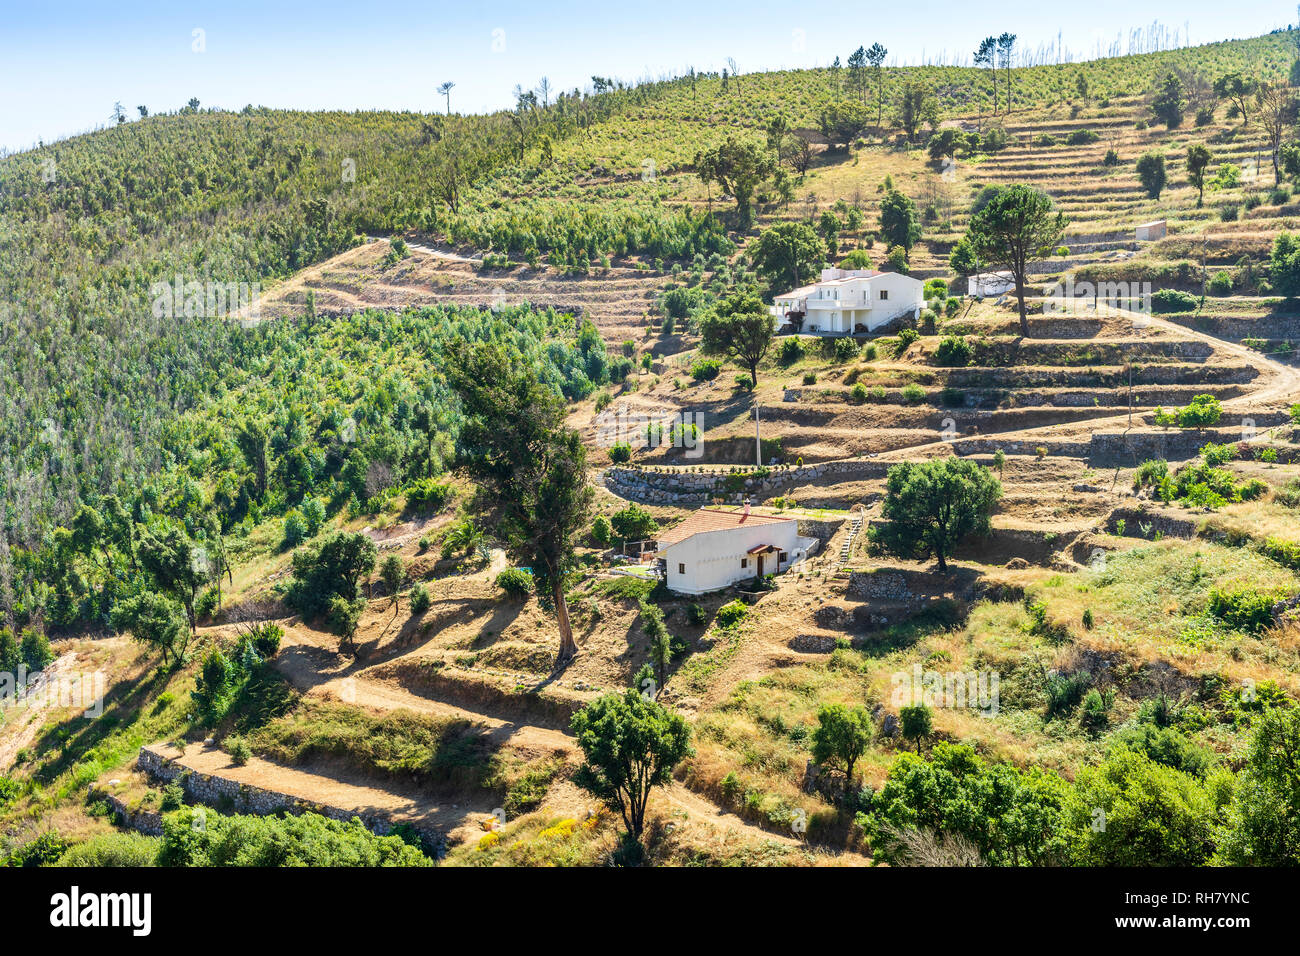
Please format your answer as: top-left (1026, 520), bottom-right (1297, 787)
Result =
top-left (678, 563), bottom-right (685, 575)
top-left (740, 558), bottom-right (748, 569)
top-left (880, 289), bottom-right (889, 300)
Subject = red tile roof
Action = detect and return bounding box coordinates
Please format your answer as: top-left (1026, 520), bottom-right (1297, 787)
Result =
top-left (656, 507), bottom-right (795, 548)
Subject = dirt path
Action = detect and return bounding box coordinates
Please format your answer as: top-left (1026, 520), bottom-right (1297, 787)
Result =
top-left (268, 624), bottom-right (812, 848)
top-left (272, 624), bottom-right (574, 756)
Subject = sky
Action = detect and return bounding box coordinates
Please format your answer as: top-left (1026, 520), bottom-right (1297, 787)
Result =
top-left (0, 0), bottom-right (1295, 153)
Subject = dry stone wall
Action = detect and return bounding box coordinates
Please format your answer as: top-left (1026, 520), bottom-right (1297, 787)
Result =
top-left (137, 746), bottom-right (441, 842)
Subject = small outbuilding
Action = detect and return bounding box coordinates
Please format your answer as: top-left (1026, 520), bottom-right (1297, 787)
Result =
top-left (655, 505), bottom-right (817, 595)
top-left (967, 270), bottom-right (1017, 297)
top-left (1136, 220), bottom-right (1167, 241)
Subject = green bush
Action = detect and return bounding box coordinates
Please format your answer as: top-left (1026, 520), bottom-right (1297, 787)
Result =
top-left (1151, 288), bottom-right (1199, 313)
top-left (690, 358), bottom-right (723, 381)
top-left (1155, 394), bottom-right (1222, 428)
top-left (1207, 587), bottom-right (1279, 633)
top-left (716, 600), bottom-right (748, 628)
top-left (608, 442), bottom-right (632, 464)
top-left (611, 503), bottom-right (659, 541)
top-left (408, 582), bottom-right (432, 614)
top-left (1207, 271), bottom-right (1233, 295)
top-left (404, 479), bottom-right (455, 514)
top-left (226, 735), bottom-right (253, 766)
top-left (893, 328), bottom-right (920, 357)
top-left (59, 832), bottom-right (159, 867)
top-left (251, 622), bottom-right (283, 658)
top-left (901, 383), bottom-right (926, 404)
top-left (933, 336), bottom-right (973, 367)
top-left (158, 807), bottom-right (431, 867)
top-left (495, 568), bottom-right (535, 597)
top-left (779, 338), bottom-right (805, 364)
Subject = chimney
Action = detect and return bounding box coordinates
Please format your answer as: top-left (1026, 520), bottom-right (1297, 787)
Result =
top-left (742, 497), bottom-right (751, 519)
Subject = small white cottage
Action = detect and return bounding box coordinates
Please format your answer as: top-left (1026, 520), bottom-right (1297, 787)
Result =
top-left (967, 270), bottom-right (1017, 297)
top-left (655, 505), bottom-right (817, 594)
top-left (1136, 220), bottom-right (1167, 241)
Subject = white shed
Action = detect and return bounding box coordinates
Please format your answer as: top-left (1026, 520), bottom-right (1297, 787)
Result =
top-left (1136, 220), bottom-right (1167, 241)
top-left (968, 271), bottom-right (1017, 297)
top-left (656, 506), bottom-right (814, 595)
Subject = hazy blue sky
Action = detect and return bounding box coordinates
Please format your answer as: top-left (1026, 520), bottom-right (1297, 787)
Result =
top-left (1, 0), bottom-right (1294, 152)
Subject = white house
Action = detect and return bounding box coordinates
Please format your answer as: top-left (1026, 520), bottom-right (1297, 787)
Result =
top-left (967, 270), bottom-right (1017, 297)
top-left (1136, 220), bottom-right (1167, 241)
top-left (655, 506), bottom-right (817, 595)
top-left (771, 267), bottom-right (924, 335)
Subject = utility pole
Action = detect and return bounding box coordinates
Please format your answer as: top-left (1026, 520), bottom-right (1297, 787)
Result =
top-left (754, 402), bottom-right (762, 466)
top-left (1128, 365), bottom-right (1134, 428)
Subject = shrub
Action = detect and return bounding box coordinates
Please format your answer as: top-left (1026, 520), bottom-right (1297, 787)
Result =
top-left (1200, 442), bottom-right (1235, 466)
top-left (851, 382), bottom-right (869, 403)
top-left (780, 338), bottom-right (805, 364)
top-left (591, 514), bottom-right (613, 545)
top-left (1136, 152), bottom-right (1167, 198)
top-left (802, 371), bottom-right (817, 385)
top-left (1067, 128), bottom-right (1100, 145)
top-left (1207, 271), bottom-right (1233, 295)
top-left (226, 735), bottom-right (253, 766)
top-left (251, 622), bottom-right (283, 658)
top-left (1207, 587), bottom-right (1278, 633)
top-left (933, 336), bottom-right (973, 367)
top-left (611, 503), bottom-right (658, 541)
top-left (496, 568), bottom-right (535, 598)
top-left (893, 328), bottom-right (920, 356)
top-left (1155, 393), bottom-right (1222, 429)
top-left (608, 442), bottom-right (632, 464)
top-left (282, 509), bottom-right (309, 549)
top-left (408, 583), bottom-right (432, 614)
top-left (158, 807), bottom-right (430, 867)
top-left (687, 603), bottom-right (707, 625)
top-left (690, 358), bottom-right (723, 381)
top-left (716, 600), bottom-right (748, 628)
top-left (404, 479), bottom-right (455, 514)
top-left (59, 832), bottom-right (159, 867)
top-left (901, 383), bottom-right (926, 404)
top-left (1150, 288), bottom-right (1198, 313)
top-left (1102, 148), bottom-right (1120, 166)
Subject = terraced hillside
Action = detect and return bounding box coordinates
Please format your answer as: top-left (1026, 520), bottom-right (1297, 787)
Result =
top-left (7, 29), bottom-right (1300, 870)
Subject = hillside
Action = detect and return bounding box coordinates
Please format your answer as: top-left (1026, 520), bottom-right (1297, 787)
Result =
top-left (4, 29), bottom-right (1300, 869)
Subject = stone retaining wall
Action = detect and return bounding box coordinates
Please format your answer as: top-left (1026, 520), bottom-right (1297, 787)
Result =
top-left (137, 746), bottom-right (441, 842)
top-left (605, 461), bottom-right (888, 504)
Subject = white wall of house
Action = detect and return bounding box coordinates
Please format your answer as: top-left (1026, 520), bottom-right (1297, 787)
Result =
top-left (660, 520), bottom-right (802, 594)
top-left (774, 272), bottom-right (923, 334)
top-left (866, 273), bottom-right (924, 327)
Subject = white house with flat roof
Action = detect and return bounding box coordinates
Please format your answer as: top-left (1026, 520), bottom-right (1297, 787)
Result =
top-left (771, 267), bottom-right (924, 335)
top-left (655, 505), bottom-right (818, 594)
